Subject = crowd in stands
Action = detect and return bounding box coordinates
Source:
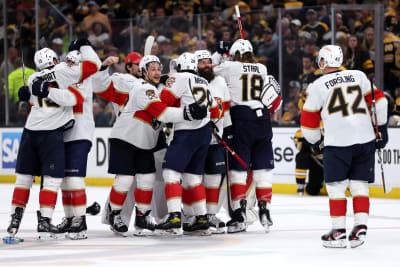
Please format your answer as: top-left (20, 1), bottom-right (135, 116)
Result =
top-left (1, 0), bottom-right (400, 126)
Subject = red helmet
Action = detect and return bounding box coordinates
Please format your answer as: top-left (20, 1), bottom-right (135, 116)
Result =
top-left (125, 52), bottom-right (143, 65)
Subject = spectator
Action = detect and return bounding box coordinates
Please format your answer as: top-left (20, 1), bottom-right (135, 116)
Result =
top-left (298, 31), bottom-right (312, 52)
top-left (300, 8), bottom-right (329, 47)
top-left (362, 26), bottom-right (375, 61)
top-left (156, 35), bottom-right (173, 74)
top-left (93, 101), bottom-right (110, 126)
top-left (6, 58), bottom-right (35, 104)
top-left (304, 38), bottom-right (318, 57)
top-left (100, 0), bottom-right (121, 20)
top-left (0, 47), bottom-right (18, 80)
top-left (298, 53), bottom-right (318, 93)
top-left (342, 34), bottom-right (374, 78)
top-left (255, 27), bottom-right (278, 67)
top-left (282, 34), bottom-right (303, 103)
top-left (81, 1), bottom-right (112, 37)
top-left (51, 38), bottom-right (66, 62)
top-left (290, 19), bottom-right (302, 36)
top-left (273, 17), bottom-right (291, 42)
top-left (88, 22), bottom-right (110, 51)
top-left (281, 100), bottom-right (301, 126)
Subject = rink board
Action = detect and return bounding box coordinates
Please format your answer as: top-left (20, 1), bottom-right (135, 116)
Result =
top-left (1, 127), bottom-right (399, 198)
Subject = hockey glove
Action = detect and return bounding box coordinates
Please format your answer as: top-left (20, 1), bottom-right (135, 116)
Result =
top-left (216, 41), bottom-right (233, 54)
top-left (184, 102), bottom-right (207, 121)
top-left (160, 74), bottom-right (169, 85)
top-left (68, 39), bottom-right (92, 51)
top-left (260, 75), bottom-right (282, 113)
top-left (18, 86), bottom-right (31, 101)
top-left (375, 125), bottom-right (388, 149)
top-left (32, 78), bottom-right (50, 98)
top-left (311, 137), bottom-right (324, 155)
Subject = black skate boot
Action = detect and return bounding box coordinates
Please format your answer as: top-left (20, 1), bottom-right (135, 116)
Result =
top-left (227, 199), bottom-right (247, 233)
top-left (7, 207), bottom-right (24, 236)
top-left (109, 209), bottom-right (128, 236)
top-left (321, 228), bottom-right (347, 248)
top-left (155, 212), bottom-right (182, 235)
top-left (37, 211), bottom-right (62, 240)
top-left (57, 217), bottom-right (73, 234)
top-left (134, 208), bottom-right (155, 236)
top-left (258, 201), bottom-right (273, 232)
top-left (86, 202), bottom-right (101, 216)
top-left (183, 215), bottom-right (211, 236)
top-left (207, 214), bottom-right (225, 234)
top-left (348, 224), bottom-right (367, 248)
top-left (68, 216), bottom-right (87, 240)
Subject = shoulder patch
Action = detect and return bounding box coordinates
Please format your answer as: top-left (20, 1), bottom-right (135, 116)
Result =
top-left (145, 89), bottom-right (157, 100)
top-left (166, 77), bottom-right (176, 88)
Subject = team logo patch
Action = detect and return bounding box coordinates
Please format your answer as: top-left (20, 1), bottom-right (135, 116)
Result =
top-left (166, 77), bottom-right (176, 88)
top-left (145, 89), bottom-right (157, 100)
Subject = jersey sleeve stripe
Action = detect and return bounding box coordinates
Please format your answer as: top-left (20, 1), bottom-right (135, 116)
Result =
top-left (67, 86), bottom-right (85, 106)
top-left (145, 101), bottom-right (168, 119)
top-left (364, 89), bottom-right (385, 106)
top-left (133, 110), bottom-right (152, 125)
top-left (160, 89), bottom-right (179, 107)
top-left (300, 110), bottom-right (321, 129)
top-left (95, 81), bottom-right (129, 105)
top-left (223, 101), bottom-right (230, 112)
top-left (79, 61), bottom-right (99, 83)
top-left (210, 104), bottom-right (223, 119)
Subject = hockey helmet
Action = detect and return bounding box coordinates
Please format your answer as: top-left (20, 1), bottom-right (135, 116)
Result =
top-left (34, 48), bottom-right (58, 70)
top-left (139, 55), bottom-right (162, 73)
top-left (195, 50), bottom-right (212, 60)
top-left (317, 45), bottom-right (343, 70)
top-left (66, 50), bottom-right (81, 64)
top-left (176, 52), bottom-right (197, 72)
top-left (125, 52), bottom-right (143, 65)
top-left (229, 39), bottom-right (253, 57)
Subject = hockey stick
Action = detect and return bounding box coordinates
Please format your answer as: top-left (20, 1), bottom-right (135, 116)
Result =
top-left (144, 35), bottom-right (155, 56)
top-left (370, 80), bottom-right (387, 194)
top-left (235, 5), bottom-right (245, 40)
top-left (224, 149), bottom-right (234, 217)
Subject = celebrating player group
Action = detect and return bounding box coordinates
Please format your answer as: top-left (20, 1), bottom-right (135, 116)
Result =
top-left (5, 34), bottom-right (388, 248)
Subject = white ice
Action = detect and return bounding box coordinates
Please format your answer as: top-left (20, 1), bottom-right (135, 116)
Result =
top-left (0, 184), bottom-right (399, 267)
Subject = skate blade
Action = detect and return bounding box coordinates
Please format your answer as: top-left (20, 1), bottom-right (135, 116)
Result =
top-left (183, 229), bottom-right (212, 236)
top-left (350, 239), bottom-right (365, 248)
top-left (37, 232), bottom-right (64, 240)
top-left (68, 231), bottom-right (88, 240)
top-left (210, 227), bottom-right (226, 234)
top-left (154, 228), bottom-right (182, 236)
top-left (133, 228), bottom-right (154, 236)
top-left (261, 224), bottom-right (270, 233)
top-left (110, 227), bottom-right (128, 237)
top-left (322, 239), bottom-right (347, 248)
top-left (227, 226), bottom-right (246, 234)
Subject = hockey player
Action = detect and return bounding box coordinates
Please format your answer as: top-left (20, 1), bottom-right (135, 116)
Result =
top-left (300, 45), bottom-right (388, 248)
top-left (156, 52), bottom-right (220, 235)
top-left (213, 39), bottom-right (282, 233)
top-left (192, 49), bottom-right (231, 234)
top-left (7, 41), bottom-right (101, 239)
top-left (105, 55), bottom-right (208, 236)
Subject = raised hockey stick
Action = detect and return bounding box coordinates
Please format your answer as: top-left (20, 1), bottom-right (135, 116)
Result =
top-left (235, 5), bottom-right (245, 40)
top-left (370, 80), bottom-right (387, 194)
top-left (144, 35), bottom-right (155, 56)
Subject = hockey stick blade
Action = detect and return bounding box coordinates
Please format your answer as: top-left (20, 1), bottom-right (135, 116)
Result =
top-left (144, 35), bottom-right (155, 56)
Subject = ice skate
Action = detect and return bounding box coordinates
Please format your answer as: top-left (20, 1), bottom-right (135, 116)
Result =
top-left (7, 207), bottom-right (24, 236)
top-left (86, 202), bottom-right (101, 216)
top-left (183, 215), bottom-right (211, 236)
top-left (348, 224), bottom-right (367, 248)
top-left (207, 214), bottom-right (225, 234)
top-left (227, 200), bottom-right (247, 234)
top-left (68, 216), bottom-right (87, 240)
top-left (297, 184), bottom-right (305, 195)
top-left (155, 212), bottom-right (182, 235)
top-left (258, 201), bottom-right (273, 232)
top-left (57, 217), bottom-right (72, 236)
top-left (37, 211), bottom-right (63, 240)
top-left (109, 209), bottom-right (128, 237)
top-left (321, 228), bottom-right (347, 248)
top-left (134, 208), bottom-right (155, 236)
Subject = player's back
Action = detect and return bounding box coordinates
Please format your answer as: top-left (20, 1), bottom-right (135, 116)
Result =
top-left (214, 61), bottom-right (267, 109)
top-left (308, 69), bottom-right (375, 146)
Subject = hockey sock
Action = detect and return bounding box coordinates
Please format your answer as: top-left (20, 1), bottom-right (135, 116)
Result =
top-left (183, 173), bottom-right (206, 215)
top-left (163, 169), bottom-right (182, 213)
top-left (326, 181), bottom-right (348, 229)
top-left (204, 174), bottom-right (221, 215)
top-left (253, 169), bottom-right (273, 209)
top-left (350, 180), bottom-right (370, 226)
top-left (109, 175), bottom-right (134, 211)
top-left (182, 187), bottom-right (193, 215)
top-left (134, 173), bottom-right (156, 213)
top-left (61, 177), bottom-right (87, 217)
top-left (40, 176), bottom-right (62, 218)
top-left (229, 170), bottom-right (247, 210)
top-left (11, 174), bottom-right (33, 214)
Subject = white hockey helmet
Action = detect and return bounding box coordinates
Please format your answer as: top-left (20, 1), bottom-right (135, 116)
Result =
top-left (66, 50), bottom-right (81, 64)
top-left (195, 50), bottom-right (212, 61)
top-left (317, 45), bottom-right (343, 70)
top-left (176, 52), bottom-right (197, 72)
top-left (229, 39), bottom-right (253, 57)
top-left (34, 48), bottom-right (58, 70)
top-left (139, 55), bottom-right (162, 73)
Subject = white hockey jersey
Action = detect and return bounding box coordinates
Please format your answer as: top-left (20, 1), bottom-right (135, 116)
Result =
top-left (208, 75), bottom-right (231, 144)
top-left (160, 72), bottom-right (219, 131)
top-left (301, 69), bottom-right (388, 147)
top-left (214, 61), bottom-right (268, 110)
top-left (25, 46), bottom-right (101, 131)
top-left (110, 79), bottom-right (188, 150)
